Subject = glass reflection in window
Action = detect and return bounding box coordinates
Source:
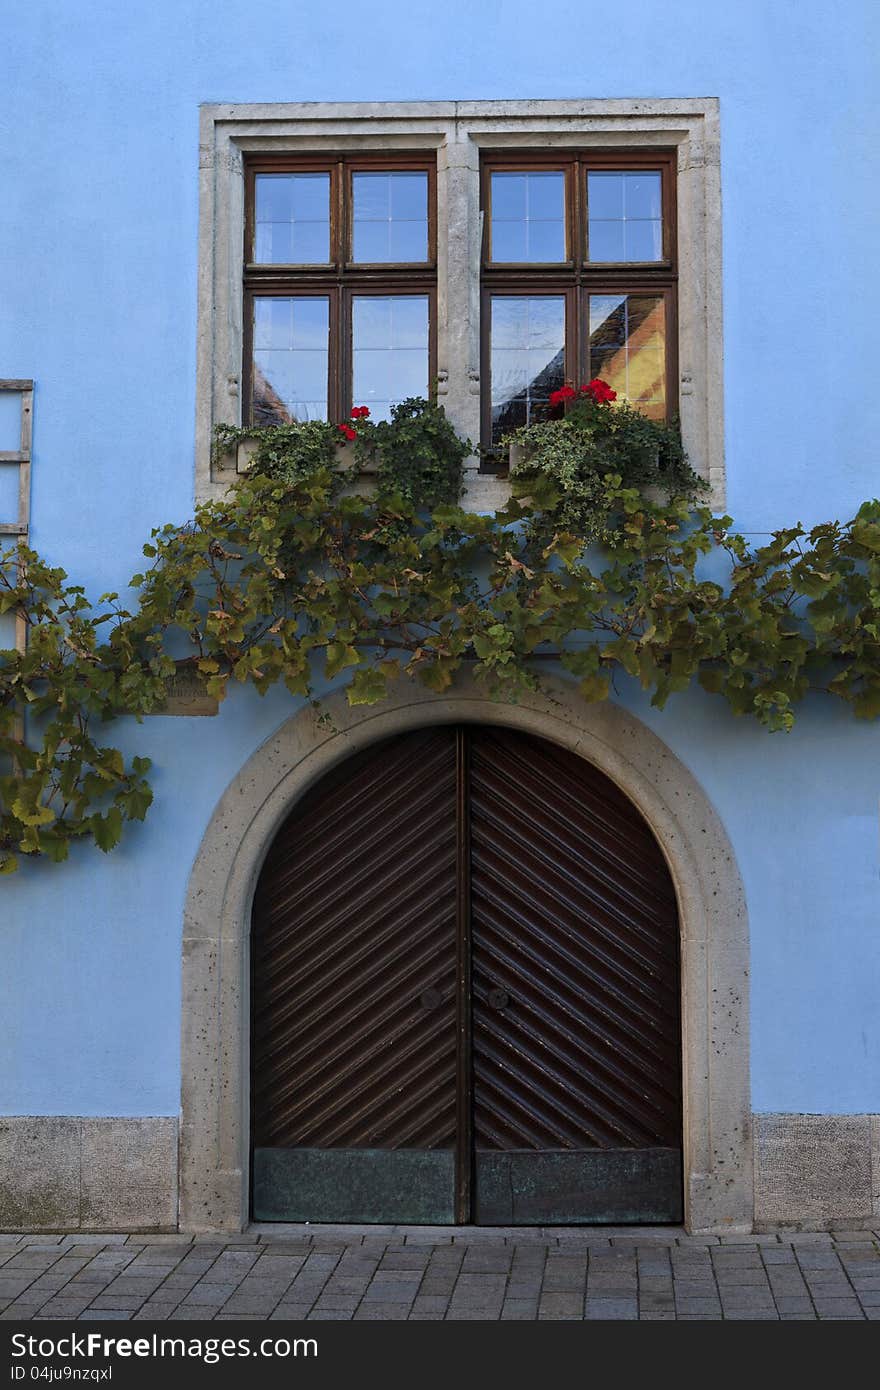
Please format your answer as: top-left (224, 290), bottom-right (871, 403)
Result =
top-left (352, 296), bottom-right (429, 420)
top-left (490, 296), bottom-right (565, 442)
top-left (588, 294), bottom-right (666, 417)
top-left (251, 296), bottom-right (330, 425)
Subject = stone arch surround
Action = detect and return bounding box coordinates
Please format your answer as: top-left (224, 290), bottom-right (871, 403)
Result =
top-left (180, 673), bottom-right (752, 1232)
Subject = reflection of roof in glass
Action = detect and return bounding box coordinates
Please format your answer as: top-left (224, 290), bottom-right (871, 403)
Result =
top-left (491, 347), bottom-right (564, 440)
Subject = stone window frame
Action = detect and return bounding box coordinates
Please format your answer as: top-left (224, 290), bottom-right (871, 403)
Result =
top-left (196, 99), bottom-right (723, 511)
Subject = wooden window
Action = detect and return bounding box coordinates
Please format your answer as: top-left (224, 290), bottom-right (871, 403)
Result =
top-left (481, 150), bottom-right (677, 461)
top-left (243, 154), bottom-right (437, 426)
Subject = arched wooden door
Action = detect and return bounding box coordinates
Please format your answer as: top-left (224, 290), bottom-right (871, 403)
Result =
top-left (251, 725), bottom-right (682, 1224)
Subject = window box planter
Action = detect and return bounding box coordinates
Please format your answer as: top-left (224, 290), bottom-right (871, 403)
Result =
top-left (215, 436), bottom-right (379, 477)
top-left (333, 442), bottom-right (380, 476)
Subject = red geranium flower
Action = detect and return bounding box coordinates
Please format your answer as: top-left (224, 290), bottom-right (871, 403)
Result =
top-left (350, 405), bottom-right (371, 419)
top-left (581, 378), bottom-right (617, 403)
top-left (548, 385), bottom-right (578, 408)
top-left (337, 423), bottom-right (357, 442)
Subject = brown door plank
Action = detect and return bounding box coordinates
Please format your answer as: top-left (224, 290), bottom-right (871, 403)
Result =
top-left (469, 726), bottom-right (682, 1223)
top-left (251, 727), bottom-right (460, 1222)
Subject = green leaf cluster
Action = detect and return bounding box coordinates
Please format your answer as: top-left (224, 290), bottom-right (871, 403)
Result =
top-left (507, 394), bottom-right (705, 545)
top-left (5, 415), bottom-right (880, 874)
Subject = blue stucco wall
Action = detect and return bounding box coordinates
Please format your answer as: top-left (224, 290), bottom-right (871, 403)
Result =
top-left (1, 1), bottom-right (878, 1117)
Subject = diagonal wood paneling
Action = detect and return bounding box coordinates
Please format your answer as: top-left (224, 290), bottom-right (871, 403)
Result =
top-left (470, 726), bottom-right (682, 1153)
top-left (251, 726), bottom-right (459, 1151)
top-left (252, 721), bottom-right (682, 1223)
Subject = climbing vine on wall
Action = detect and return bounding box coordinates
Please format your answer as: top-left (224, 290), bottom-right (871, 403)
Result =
top-left (4, 399), bottom-right (880, 872)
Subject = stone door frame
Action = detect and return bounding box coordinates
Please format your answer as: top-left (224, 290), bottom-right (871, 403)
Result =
top-left (180, 674), bottom-right (752, 1232)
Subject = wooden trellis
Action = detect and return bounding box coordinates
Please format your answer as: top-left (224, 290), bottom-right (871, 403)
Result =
top-left (1, 379), bottom-right (34, 746)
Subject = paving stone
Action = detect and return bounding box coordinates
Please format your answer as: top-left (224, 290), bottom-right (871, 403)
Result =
top-left (719, 1235), bottom-right (778, 1245)
top-left (538, 1293), bottom-right (584, 1316)
top-left (501, 1298), bottom-right (539, 1319)
top-left (724, 1309), bottom-right (779, 1319)
top-left (269, 1303), bottom-right (316, 1319)
top-left (418, 1279), bottom-right (459, 1297)
top-left (354, 1303), bottom-right (412, 1319)
top-left (321, 1278), bottom-right (373, 1297)
top-left (181, 1283), bottom-right (240, 1305)
top-left (70, 1310), bottom-right (132, 1321)
top-left (205, 1249), bottom-right (261, 1268)
top-left (4, 1253), bottom-right (62, 1271)
top-left (505, 1280), bottom-right (544, 1299)
top-left (133, 1303), bottom-right (181, 1320)
top-left (409, 1294), bottom-right (451, 1314)
top-left (311, 1293), bottom-right (362, 1309)
top-left (360, 1281), bottom-right (419, 1303)
top-left (379, 1252), bottom-right (430, 1270)
top-left (445, 1308), bottom-right (500, 1320)
top-left (584, 1299), bottom-right (638, 1319)
top-left (714, 1270), bottom-right (772, 1287)
top-left (120, 1234), bottom-right (186, 1246)
top-left (220, 1299), bottom-right (284, 1315)
top-left (0, 1277), bottom-right (39, 1297)
top-left (215, 1314), bottom-right (270, 1321)
top-left (89, 1295), bottom-right (154, 1310)
top-left (811, 1298), bottom-right (865, 1317)
top-left (796, 1250), bottom-right (842, 1268)
top-left (761, 1248), bottom-right (798, 1264)
top-left (104, 1275), bottom-right (169, 1293)
top-left (675, 1293), bottom-right (722, 1309)
top-left (774, 1296), bottom-right (815, 1314)
top-left (33, 1301), bottom-right (95, 1318)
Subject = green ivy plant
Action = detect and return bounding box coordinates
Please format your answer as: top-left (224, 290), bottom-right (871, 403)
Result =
top-left (215, 395), bottom-right (470, 510)
top-left (0, 551), bottom-right (154, 873)
top-left (353, 397), bottom-right (471, 509)
top-left (506, 378), bottom-right (705, 545)
top-left (213, 418), bottom-right (340, 490)
top-left (4, 409), bottom-right (880, 874)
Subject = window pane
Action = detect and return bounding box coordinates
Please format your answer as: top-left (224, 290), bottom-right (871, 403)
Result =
top-left (588, 294), bottom-right (666, 418)
top-left (352, 295), bottom-right (429, 421)
top-left (254, 174), bottom-right (330, 264)
top-left (587, 221), bottom-right (626, 262)
top-left (490, 295), bottom-right (565, 443)
top-left (490, 172), bottom-right (565, 263)
top-left (587, 172), bottom-right (662, 262)
top-left (490, 220), bottom-right (529, 263)
top-left (251, 296), bottom-right (329, 425)
top-left (352, 172), bottom-right (428, 263)
top-left (624, 220), bottom-right (663, 261)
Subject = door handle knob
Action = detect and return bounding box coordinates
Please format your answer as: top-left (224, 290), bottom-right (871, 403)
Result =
top-left (419, 987), bottom-right (443, 1011)
top-left (488, 987), bottom-right (510, 1011)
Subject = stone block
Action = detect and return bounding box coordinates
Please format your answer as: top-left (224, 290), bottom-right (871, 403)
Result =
top-left (872, 1116), bottom-right (880, 1220)
top-left (754, 1114), bottom-right (874, 1228)
top-left (0, 1118), bottom-right (80, 1231)
top-left (80, 1119), bottom-right (178, 1231)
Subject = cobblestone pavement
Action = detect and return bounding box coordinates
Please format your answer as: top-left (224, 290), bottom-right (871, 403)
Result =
top-left (1, 1226), bottom-right (879, 1321)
